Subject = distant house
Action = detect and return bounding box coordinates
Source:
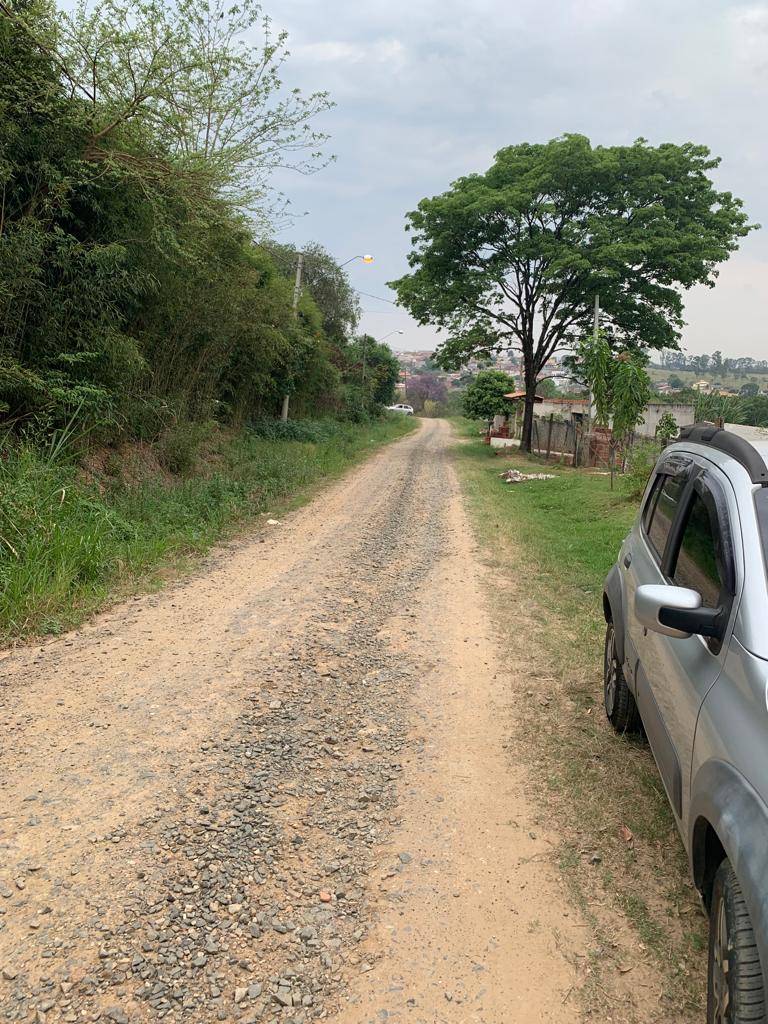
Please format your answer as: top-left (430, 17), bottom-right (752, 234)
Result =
top-left (636, 402), bottom-right (696, 438)
top-left (536, 397), bottom-right (589, 420)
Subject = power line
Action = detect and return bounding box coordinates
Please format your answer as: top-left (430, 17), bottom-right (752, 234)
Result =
top-left (355, 289), bottom-right (398, 305)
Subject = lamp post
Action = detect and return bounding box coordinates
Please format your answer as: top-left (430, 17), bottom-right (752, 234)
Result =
top-left (282, 250), bottom-right (374, 421)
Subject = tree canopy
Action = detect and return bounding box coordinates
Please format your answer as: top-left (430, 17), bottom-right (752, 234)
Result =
top-left (0, 0), bottom-right (393, 438)
top-left (390, 134), bottom-right (755, 449)
top-left (264, 242), bottom-right (361, 342)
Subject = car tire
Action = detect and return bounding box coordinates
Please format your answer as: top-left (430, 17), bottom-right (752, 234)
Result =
top-left (603, 622), bottom-right (642, 733)
top-left (708, 858), bottom-right (766, 1024)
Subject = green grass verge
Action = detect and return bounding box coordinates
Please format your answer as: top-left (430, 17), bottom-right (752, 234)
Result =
top-left (0, 416), bottom-right (416, 644)
top-left (451, 418), bottom-right (706, 1019)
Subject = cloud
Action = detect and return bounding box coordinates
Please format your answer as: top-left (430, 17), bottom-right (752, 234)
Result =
top-left (292, 38), bottom-right (406, 69)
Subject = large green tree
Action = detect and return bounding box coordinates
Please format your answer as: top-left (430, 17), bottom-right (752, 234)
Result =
top-left (390, 135), bottom-right (755, 450)
top-left (462, 369), bottom-right (515, 423)
top-left (1, 0), bottom-right (333, 221)
top-left (346, 335), bottom-right (400, 416)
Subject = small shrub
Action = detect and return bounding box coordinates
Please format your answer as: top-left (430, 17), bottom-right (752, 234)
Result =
top-left (159, 421), bottom-right (212, 475)
top-left (622, 440), bottom-right (662, 500)
top-left (655, 411), bottom-right (678, 445)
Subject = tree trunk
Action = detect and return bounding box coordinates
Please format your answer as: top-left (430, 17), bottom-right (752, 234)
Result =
top-left (519, 344), bottom-right (538, 452)
top-left (520, 391), bottom-right (536, 452)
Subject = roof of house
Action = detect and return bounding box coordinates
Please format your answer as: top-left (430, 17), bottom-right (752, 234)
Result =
top-left (503, 391), bottom-right (544, 402)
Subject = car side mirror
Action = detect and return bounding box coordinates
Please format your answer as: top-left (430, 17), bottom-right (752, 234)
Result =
top-left (635, 584), bottom-right (724, 640)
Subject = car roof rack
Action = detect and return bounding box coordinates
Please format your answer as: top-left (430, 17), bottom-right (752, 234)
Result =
top-left (678, 422), bottom-right (768, 485)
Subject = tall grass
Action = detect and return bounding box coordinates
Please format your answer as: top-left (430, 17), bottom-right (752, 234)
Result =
top-left (0, 417), bottom-right (415, 642)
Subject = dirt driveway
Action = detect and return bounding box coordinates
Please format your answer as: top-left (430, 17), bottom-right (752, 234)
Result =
top-left (0, 419), bottom-right (647, 1023)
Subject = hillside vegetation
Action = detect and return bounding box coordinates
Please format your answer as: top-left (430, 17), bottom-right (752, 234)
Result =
top-left (0, 0), bottom-right (397, 436)
top-left (0, 0), bottom-right (409, 642)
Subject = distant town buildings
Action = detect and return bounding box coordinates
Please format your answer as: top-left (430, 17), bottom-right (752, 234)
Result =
top-left (392, 348), bottom-right (579, 394)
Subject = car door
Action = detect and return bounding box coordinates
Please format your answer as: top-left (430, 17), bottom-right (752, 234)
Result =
top-left (637, 462), bottom-right (738, 824)
top-left (621, 455), bottom-right (692, 694)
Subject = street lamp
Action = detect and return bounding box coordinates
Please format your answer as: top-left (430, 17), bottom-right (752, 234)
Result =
top-left (376, 330), bottom-right (404, 344)
top-left (339, 254), bottom-right (375, 268)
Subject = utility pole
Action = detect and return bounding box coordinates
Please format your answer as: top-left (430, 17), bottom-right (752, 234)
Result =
top-left (589, 292), bottom-right (600, 424)
top-left (282, 251), bottom-right (304, 422)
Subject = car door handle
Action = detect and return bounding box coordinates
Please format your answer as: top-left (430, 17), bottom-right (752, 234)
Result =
top-left (623, 553), bottom-right (632, 569)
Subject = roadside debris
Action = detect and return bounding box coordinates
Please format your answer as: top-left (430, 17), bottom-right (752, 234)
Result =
top-left (499, 469), bottom-right (556, 483)
top-left (619, 823), bottom-right (635, 849)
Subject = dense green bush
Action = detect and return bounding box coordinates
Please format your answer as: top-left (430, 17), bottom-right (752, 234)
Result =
top-left (462, 370), bottom-right (516, 421)
top-left (158, 422), bottom-right (213, 475)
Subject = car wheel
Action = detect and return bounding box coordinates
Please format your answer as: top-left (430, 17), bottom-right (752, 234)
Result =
top-left (603, 622), bottom-right (641, 733)
top-left (708, 858), bottom-right (766, 1024)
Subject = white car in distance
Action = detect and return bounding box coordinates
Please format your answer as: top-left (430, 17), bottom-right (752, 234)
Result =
top-left (386, 403), bottom-right (414, 415)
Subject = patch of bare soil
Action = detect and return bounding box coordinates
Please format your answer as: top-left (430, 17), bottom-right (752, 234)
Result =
top-left (0, 420), bottom-right (676, 1024)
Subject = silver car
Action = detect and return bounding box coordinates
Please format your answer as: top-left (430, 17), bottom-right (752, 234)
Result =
top-left (603, 423), bottom-right (768, 1024)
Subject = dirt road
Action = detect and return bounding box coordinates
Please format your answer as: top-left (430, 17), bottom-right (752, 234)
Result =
top-left (1, 419), bottom-right (593, 1023)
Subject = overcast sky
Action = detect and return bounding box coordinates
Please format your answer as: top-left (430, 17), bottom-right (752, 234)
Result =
top-left (270, 0), bottom-right (768, 358)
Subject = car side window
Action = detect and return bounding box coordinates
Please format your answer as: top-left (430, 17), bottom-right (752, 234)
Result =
top-left (646, 473), bottom-right (688, 560)
top-left (672, 491), bottom-right (723, 608)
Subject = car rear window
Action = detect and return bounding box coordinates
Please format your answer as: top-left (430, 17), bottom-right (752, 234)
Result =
top-left (647, 473), bottom-right (688, 559)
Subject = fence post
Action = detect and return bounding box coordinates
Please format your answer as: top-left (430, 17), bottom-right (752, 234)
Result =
top-left (533, 419), bottom-right (540, 454)
top-left (545, 413), bottom-right (553, 461)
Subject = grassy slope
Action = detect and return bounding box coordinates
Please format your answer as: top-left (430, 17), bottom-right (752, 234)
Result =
top-left (451, 419), bottom-right (706, 1018)
top-left (0, 417), bottom-right (416, 645)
